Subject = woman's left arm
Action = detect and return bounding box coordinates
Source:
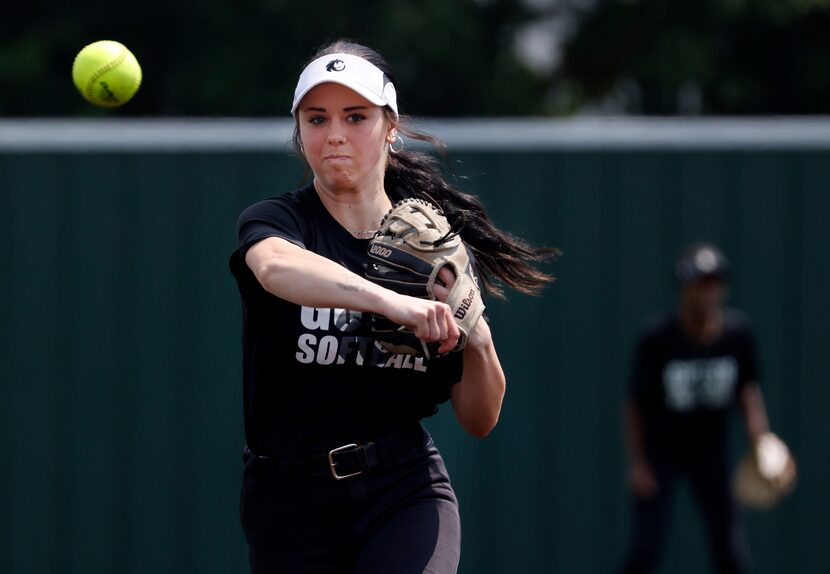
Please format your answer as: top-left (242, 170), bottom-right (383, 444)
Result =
top-left (432, 267), bottom-right (506, 437)
top-left (450, 319), bottom-right (506, 437)
top-left (739, 382), bottom-right (770, 443)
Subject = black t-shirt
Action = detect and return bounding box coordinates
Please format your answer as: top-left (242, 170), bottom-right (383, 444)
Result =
top-left (229, 185), bottom-right (463, 455)
top-left (629, 310), bottom-right (760, 457)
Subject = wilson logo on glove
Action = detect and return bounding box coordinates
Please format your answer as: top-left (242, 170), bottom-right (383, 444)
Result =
top-left (369, 244), bottom-right (393, 258)
top-left (454, 288), bottom-right (477, 320)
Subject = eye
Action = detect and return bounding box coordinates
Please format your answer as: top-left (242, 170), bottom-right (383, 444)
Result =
top-left (308, 114), bottom-right (326, 125)
top-left (347, 113), bottom-right (367, 124)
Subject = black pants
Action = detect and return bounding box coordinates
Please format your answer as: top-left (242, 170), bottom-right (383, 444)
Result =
top-left (619, 451), bottom-right (749, 574)
top-left (240, 425), bottom-right (461, 574)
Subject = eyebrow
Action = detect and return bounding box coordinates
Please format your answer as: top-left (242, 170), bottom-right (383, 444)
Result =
top-left (303, 105), bottom-right (370, 113)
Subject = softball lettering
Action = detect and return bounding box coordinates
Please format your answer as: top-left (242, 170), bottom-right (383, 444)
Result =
top-left (295, 306), bottom-right (427, 372)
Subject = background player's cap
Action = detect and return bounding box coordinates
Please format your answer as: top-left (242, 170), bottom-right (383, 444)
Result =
top-left (674, 243), bottom-right (730, 284)
top-left (291, 53), bottom-right (398, 118)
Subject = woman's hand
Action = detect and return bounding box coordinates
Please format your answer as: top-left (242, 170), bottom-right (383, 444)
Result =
top-left (629, 459), bottom-right (659, 499)
top-left (378, 270), bottom-right (460, 355)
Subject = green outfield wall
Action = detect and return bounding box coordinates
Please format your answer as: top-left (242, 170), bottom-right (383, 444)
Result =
top-left (2, 119), bottom-right (828, 574)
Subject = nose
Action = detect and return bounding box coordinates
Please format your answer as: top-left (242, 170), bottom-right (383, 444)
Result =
top-left (327, 131), bottom-right (346, 146)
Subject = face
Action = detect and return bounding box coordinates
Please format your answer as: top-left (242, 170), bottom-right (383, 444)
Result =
top-left (682, 275), bottom-right (727, 315)
top-left (296, 82), bottom-right (395, 193)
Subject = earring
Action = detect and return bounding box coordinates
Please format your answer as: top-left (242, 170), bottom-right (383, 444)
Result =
top-left (298, 141), bottom-right (305, 156)
top-left (388, 135), bottom-right (404, 154)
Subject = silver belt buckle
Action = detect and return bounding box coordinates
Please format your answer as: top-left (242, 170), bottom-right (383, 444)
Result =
top-left (328, 443), bottom-right (363, 480)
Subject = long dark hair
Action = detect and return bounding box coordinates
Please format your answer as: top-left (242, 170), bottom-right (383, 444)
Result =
top-left (293, 40), bottom-right (559, 299)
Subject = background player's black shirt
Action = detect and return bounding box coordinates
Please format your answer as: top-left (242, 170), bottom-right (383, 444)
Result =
top-left (629, 310), bottom-right (760, 458)
top-left (229, 185), bottom-right (463, 455)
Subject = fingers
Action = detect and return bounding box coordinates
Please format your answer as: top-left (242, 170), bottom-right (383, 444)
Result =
top-left (437, 265), bottom-right (456, 288)
top-left (437, 303), bottom-right (460, 354)
top-left (432, 283), bottom-right (449, 301)
top-left (388, 293), bottom-right (460, 354)
top-left (409, 301), bottom-right (459, 352)
top-left (412, 302), bottom-right (451, 339)
top-left (428, 306), bottom-right (442, 342)
top-left (433, 266), bottom-right (456, 303)
top-left (436, 268), bottom-right (461, 349)
top-left (630, 466), bottom-right (659, 499)
top-left (635, 479), bottom-right (658, 499)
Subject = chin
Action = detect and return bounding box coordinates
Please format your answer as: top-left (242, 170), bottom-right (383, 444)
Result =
top-left (327, 179), bottom-right (357, 192)
top-left (314, 170), bottom-right (349, 187)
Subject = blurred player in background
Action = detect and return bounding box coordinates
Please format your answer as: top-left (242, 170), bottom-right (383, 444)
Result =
top-left (619, 243), bottom-right (772, 574)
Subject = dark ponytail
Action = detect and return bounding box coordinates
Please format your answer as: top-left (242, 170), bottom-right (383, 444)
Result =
top-left (294, 39), bottom-right (559, 299)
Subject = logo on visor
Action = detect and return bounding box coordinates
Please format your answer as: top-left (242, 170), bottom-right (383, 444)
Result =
top-left (326, 59), bottom-right (346, 72)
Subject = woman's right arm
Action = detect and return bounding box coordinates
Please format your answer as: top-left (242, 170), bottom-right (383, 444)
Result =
top-left (245, 236), bottom-right (459, 353)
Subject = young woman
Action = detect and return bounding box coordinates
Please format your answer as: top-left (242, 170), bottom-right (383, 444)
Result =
top-left (230, 40), bottom-right (555, 573)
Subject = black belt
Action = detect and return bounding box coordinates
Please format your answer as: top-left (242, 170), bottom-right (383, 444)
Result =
top-left (244, 424), bottom-right (427, 481)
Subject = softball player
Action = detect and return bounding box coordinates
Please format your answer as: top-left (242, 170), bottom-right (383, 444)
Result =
top-left (619, 243), bottom-right (772, 574)
top-left (229, 40), bottom-right (555, 573)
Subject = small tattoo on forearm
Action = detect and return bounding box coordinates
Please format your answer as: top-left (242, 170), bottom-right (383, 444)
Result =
top-left (336, 281), bottom-right (363, 293)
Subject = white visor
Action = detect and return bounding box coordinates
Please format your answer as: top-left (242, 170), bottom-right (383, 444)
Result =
top-left (291, 53), bottom-right (398, 118)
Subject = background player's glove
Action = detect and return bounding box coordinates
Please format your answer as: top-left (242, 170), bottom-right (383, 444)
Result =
top-left (365, 198), bottom-right (485, 359)
top-left (733, 432), bottom-right (797, 510)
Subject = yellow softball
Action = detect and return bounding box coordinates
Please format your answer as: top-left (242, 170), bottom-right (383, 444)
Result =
top-left (72, 40), bottom-right (142, 108)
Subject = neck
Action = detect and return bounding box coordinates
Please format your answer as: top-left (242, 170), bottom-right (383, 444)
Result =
top-left (313, 178), bottom-right (392, 236)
